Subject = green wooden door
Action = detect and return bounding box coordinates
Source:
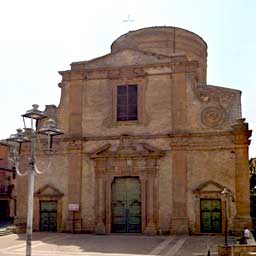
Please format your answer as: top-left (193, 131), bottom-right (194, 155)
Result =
top-left (112, 177), bottom-right (141, 233)
top-left (200, 199), bottom-right (221, 233)
top-left (40, 201), bottom-right (57, 232)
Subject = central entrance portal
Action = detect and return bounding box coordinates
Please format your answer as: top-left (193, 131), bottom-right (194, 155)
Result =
top-left (112, 177), bottom-right (141, 233)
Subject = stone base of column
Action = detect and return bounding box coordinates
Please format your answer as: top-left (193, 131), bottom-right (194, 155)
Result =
top-left (14, 217), bottom-right (27, 233)
top-left (170, 217), bottom-right (189, 234)
top-left (145, 223), bottom-right (157, 235)
top-left (232, 216), bottom-right (252, 235)
top-left (95, 222), bottom-right (106, 235)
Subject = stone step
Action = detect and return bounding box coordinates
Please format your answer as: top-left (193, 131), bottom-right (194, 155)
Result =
top-left (0, 226), bottom-right (16, 236)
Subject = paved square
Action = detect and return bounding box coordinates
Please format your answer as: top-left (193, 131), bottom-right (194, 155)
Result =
top-left (0, 233), bottom-right (235, 256)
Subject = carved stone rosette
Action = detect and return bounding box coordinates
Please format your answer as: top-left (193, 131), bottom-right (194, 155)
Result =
top-left (201, 106), bottom-right (226, 127)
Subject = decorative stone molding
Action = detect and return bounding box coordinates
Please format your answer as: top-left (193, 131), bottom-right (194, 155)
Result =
top-left (107, 67), bottom-right (145, 79)
top-left (232, 118), bottom-right (252, 145)
top-left (193, 180), bottom-right (234, 200)
top-left (102, 75), bottom-right (150, 128)
top-left (33, 184), bottom-right (63, 232)
top-left (169, 131), bottom-right (233, 150)
top-left (34, 184), bottom-right (64, 198)
top-left (192, 180), bottom-right (234, 234)
top-left (194, 83), bottom-right (238, 106)
top-left (201, 106), bottom-right (226, 127)
top-left (90, 135), bottom-right (163, 234)
top-left (60, 59), bottom-right (198, 82)
top-left (90, 135), bottom-right (165, 161)
top-left (66, 140), bottom-right (83, 151)
top-left (190, 81), bottom-right (241, 128)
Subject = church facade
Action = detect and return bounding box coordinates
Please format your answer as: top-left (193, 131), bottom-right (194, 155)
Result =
top-left (15, 27), bottom-right (252, 235)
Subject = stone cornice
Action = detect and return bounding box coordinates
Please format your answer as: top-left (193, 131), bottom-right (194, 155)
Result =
top-left (59, 61), bottom-right (199, 81)
top-left (61, 130), bottom-right (240, 140)
top-left (18, 128), bottom-right (251, 155)
top-left (61, 129), bottom-right (251, 148)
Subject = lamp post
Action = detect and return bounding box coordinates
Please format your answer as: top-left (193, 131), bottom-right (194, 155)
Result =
top-left (8, 104), bottom-right (63, 256)
top-left (221, 187), bottom-right (229, 246)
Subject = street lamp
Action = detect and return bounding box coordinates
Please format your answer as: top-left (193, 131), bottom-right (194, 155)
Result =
top-left (8, 104), bottom-right (63, 256)
top-left (221, 187), bottom-right (229, 246)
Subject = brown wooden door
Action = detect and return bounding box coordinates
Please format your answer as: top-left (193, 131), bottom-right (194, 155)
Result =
top-left (112, 177), bottom-right (141, 233)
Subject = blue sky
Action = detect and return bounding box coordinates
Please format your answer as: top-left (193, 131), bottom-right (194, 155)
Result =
top-left (0, 0), bottom-right (255, 156)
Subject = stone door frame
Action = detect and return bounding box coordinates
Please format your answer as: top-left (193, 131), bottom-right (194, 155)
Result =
top-left (94, 169), bottom-right (158, 235)
top-left (90, 137), bottom-right (164, 235)
top-left (193, 180), bottom-right (234, 234)
top-left (34, 184), bottom-right (64, 232)
top-left (39, 200), bottom-right (58, 232)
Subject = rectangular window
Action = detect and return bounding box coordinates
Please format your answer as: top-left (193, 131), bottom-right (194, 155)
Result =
top-left (117, 85), bottom-right (138, 121)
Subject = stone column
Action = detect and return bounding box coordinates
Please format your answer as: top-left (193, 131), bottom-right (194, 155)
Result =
top-left (105, 178), bottom-right (112, 233)
top-left (232, 119), bottom-right (252, 232)
top-left (140, 176), bottom-right (146, 233)
top-left (170, 72), bottom-right (189, 234)
top-left (9, 198), bottom-right (15, 218)
top-left (145, 177), bottom-right (157, 235)
top-left (67, 74), bottom-right (84, 232)
top-left (95, 178), bottom-right (106, 234)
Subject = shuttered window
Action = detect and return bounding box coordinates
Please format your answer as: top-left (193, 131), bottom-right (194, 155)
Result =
top-left (117, 85), bottom-right (138, 121)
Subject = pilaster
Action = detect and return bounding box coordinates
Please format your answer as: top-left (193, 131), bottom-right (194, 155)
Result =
top-left (95, 178), bottom-right (106, 234)
top-left (67, 140), bottom-right (83, 232)
top-left (145, 177), bottom-right (157, 235)
top-left (171, 150), bottom-right (189, 234)
top-left (232, 119), bottom-right (252, 232)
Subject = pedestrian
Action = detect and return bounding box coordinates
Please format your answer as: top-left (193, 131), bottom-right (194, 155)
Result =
top-left (244, 227), bottom-right (250, 239)
top-left (239, 227), bottom-right (250, 244)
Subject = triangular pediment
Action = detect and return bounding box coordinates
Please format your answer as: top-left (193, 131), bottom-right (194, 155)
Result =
top-left (35, 184), bottom-right (64, 198)
top-left (193, 180), bottom-right (235, 201)
top-left (193, 180), bottom-right (235, 196)
top-left (193, 180), bottom-right (225, 193)
top-left (78, 48), bottom-right (177, 69)
top-left (90, 136), bottom-right (164, 159)
top-left (201, 183), bottom-right (223, 192)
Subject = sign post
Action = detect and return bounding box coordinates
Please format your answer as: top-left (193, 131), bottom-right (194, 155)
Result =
top-left (68, 204), bottom-right (79, 233)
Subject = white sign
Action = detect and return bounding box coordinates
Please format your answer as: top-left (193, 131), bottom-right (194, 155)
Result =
top-left (68, 203), bottom-right (79, 211)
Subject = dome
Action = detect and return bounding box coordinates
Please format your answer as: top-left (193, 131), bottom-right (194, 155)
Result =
top-left (111, 26), bottom-right (207, 82)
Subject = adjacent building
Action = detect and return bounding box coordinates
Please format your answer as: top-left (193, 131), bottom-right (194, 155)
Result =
top-left (15, 26), bottom-right (252, 235)
top-left (0, 142), bottom-right (16, 222)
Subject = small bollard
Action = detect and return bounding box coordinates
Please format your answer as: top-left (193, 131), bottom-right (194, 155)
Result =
top-left (207, 241), bottom-right (210, 256)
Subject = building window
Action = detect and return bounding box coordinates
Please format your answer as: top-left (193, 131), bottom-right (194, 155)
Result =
top-left (117, 84), bottom-right (138, 121)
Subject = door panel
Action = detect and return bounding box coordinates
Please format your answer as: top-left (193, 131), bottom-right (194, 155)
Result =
top-left (112, 177), bottom-right (141, 233)
top-left (201, 199), bottom-right (221, 233)
top-left (40, 201), bottom-right (57, 232)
